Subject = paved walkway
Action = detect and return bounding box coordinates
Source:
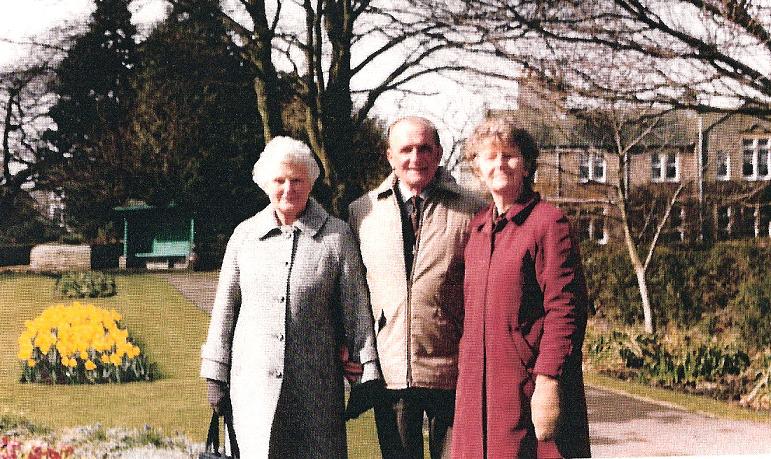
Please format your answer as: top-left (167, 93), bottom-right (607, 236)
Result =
top-left (161, 273), bottom-right (771, 457)
top-left (587, 386), bottom-right (770, 456)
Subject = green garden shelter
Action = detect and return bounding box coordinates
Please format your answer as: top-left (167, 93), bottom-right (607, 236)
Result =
top-left (114, 202), bottom-right (194, 270)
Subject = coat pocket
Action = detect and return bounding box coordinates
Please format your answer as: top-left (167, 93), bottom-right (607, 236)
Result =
top-left (508, 323), bottom-right (536, 371)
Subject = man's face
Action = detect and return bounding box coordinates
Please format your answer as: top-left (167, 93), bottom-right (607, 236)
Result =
top-left (387, 119), bottom-right (443, 194)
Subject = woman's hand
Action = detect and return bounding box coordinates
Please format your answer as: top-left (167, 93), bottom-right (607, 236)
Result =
top-left (531, 374), bottom-right (560, 441)
top-left (339, 344), bottom-right (364, 383)
top-left (207, 379), bottom-right (230, 415)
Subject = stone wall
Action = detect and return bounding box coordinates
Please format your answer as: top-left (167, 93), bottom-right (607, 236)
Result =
top-left (29, 244), bottom-right (91, 271)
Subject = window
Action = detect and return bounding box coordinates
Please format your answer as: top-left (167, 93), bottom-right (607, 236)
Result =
top-left (717, 206), bottom-right (732, 239)
top-left (716, 150), bottom-right (730, 180)
top-left (578, 152), bottom-right (606, 183)
top-left (577, 210), bottom-right (608, 244)
top-left (651, 152), bottom-right (678, 181)
top-left (670, 204), bottom-right (685, 242)
top-left (659, 203), bottom-right (686, 243)
top-left (761, 205), bottom-right (771, 238)
top-left (742, 137), bottom-right (770, 180)
top-left (737, 205), bottom-right (757, 238)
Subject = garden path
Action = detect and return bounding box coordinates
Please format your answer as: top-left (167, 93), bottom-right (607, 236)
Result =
top-left (157, 272), bottom-right (216, 313)
top-left (159, 272), bottom-right (771, 457)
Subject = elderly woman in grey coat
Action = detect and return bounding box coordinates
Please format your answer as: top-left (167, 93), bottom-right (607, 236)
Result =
top-left (200, 136), bottom-right (379, 458)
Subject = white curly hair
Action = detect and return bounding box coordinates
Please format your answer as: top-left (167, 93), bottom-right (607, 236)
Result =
top-left (252, 136), bottom-right (321, 192)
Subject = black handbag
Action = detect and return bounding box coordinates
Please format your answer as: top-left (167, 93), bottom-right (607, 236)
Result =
top-left (199, 410), bottom-right (240, 459)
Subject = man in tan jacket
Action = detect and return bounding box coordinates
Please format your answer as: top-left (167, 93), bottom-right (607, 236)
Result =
top-left (348, 116), bottom-right (484, 458)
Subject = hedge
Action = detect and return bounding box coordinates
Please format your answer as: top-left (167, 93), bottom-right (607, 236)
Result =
top-left (581, 240), bottom-right (771, 349)
top-left (0, 244), bottom-right (34, 267)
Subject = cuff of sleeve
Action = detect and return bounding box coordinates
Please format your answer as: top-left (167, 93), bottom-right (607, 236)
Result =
top-left (358, 346), bottom-right (378, 365)
top-left (200, 359), bottom-right (229, 382)
top-left (533, 356), bottom-right (563, 379)
top-left (361, 361), bottom-right (381, 383)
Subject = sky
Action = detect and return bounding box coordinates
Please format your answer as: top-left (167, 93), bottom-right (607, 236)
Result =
top-left (0, 0), bottom-right (167, 62)
top-left (0, 0), bottom-right (518, 164)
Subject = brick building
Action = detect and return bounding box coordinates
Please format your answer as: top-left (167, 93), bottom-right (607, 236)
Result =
top-left (458, 82), bottom-right (771, 244)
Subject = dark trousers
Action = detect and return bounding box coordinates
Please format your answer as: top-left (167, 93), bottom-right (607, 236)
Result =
top-left (374, 388), bottom-right (455, 459)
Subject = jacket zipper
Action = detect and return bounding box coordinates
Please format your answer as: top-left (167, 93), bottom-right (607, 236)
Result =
top-left (406, 203), bottom-right (423, 388)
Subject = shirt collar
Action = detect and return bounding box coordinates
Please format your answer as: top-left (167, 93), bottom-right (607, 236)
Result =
top-left (397, 180), bottom-right (429, 202)
top-left (254, 196), bottom-right (328, 239)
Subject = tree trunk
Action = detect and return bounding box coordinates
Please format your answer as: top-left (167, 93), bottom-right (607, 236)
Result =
top-left (618, 188), bottom-right (655, 333)
top-left (247, 42), bottom-right (283, 142)
top-left (634, 264), bottom-right (655, 334)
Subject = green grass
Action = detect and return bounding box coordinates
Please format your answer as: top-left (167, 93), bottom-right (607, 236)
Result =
top-left (0, 273), bottom-right (211, 438)
top-left (585, 372), bottom-right (771, 424)
top-left (0, 273), bottom-right (382, 455)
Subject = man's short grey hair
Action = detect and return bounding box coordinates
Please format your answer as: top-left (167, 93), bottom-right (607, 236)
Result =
top-left (252, 136), bottom-right (321, 191)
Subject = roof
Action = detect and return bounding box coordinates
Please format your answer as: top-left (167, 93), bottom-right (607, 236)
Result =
top-left (113, 200), bottom-right (181, 213)
top-left (489, 107), bottom-right (700, 150)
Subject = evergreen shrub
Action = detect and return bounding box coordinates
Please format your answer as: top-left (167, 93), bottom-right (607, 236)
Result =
top-left (54, 271), bottom-right (117, 298)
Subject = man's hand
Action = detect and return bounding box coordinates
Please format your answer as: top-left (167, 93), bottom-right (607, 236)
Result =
top-left (340, 344), bottom-right (364, 383)
top-left (531, 374), bottom-right (560, 441)
top-left (207, 379), bottom-right (230, 415)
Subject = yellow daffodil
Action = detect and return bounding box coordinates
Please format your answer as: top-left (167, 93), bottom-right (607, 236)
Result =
top-left (19, 301), bottom-right (151, 384)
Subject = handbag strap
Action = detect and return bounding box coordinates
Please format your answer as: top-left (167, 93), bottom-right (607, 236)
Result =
top-left (205, 410), bottom-right (220, 453)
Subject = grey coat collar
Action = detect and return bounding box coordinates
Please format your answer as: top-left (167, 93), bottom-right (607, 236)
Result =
top-left (254, 197), bottom-right (328, 239)
top-left (373, 167), bottom-right (463, 200)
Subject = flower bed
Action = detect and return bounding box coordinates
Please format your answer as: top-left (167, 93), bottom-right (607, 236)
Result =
top-left (0, 436), bottom-right (74, 459)
top-left (17, 302), bottom-right (155, 384)
top-left (585, 323), bottom-right (770, 409)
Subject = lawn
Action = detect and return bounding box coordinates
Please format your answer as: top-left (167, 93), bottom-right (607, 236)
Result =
top-left (0, 273), bottom-right (382, 456)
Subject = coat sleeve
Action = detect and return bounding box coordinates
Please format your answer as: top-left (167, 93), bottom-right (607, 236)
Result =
top-left (200, 228), bottom-right (243, 382)
top-left (338, 225), bottom-right (379, 370)
top-left (533, 210), bottom-right (588, 379)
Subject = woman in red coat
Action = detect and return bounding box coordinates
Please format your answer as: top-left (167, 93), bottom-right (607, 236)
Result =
top-left (452, 117), bottom-right (591, 458)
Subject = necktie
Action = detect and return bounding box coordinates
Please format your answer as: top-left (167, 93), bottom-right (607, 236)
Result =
top-left (409, 196), bottom-right (422, 236)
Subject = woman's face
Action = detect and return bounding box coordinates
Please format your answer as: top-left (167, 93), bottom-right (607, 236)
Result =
top-left (266, 160), bottom-right (312, 225)
top-left (475, 138), bottom-right (529, 201)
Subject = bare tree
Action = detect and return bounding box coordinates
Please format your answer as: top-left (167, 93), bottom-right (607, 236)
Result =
top-left (419, 0), bottom-right (770, 331)
top-left (0, 62), bottom-right (58, 220)
top-left (168, 0), bottom-right (516, 209)
top-left (577, 105), bottom-right (695, 332)
top-left (422, 0), bottom-right (771, 118)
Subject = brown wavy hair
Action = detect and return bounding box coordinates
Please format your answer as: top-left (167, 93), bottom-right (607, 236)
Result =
top-left (464, 116), bottom-right (539, 191)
